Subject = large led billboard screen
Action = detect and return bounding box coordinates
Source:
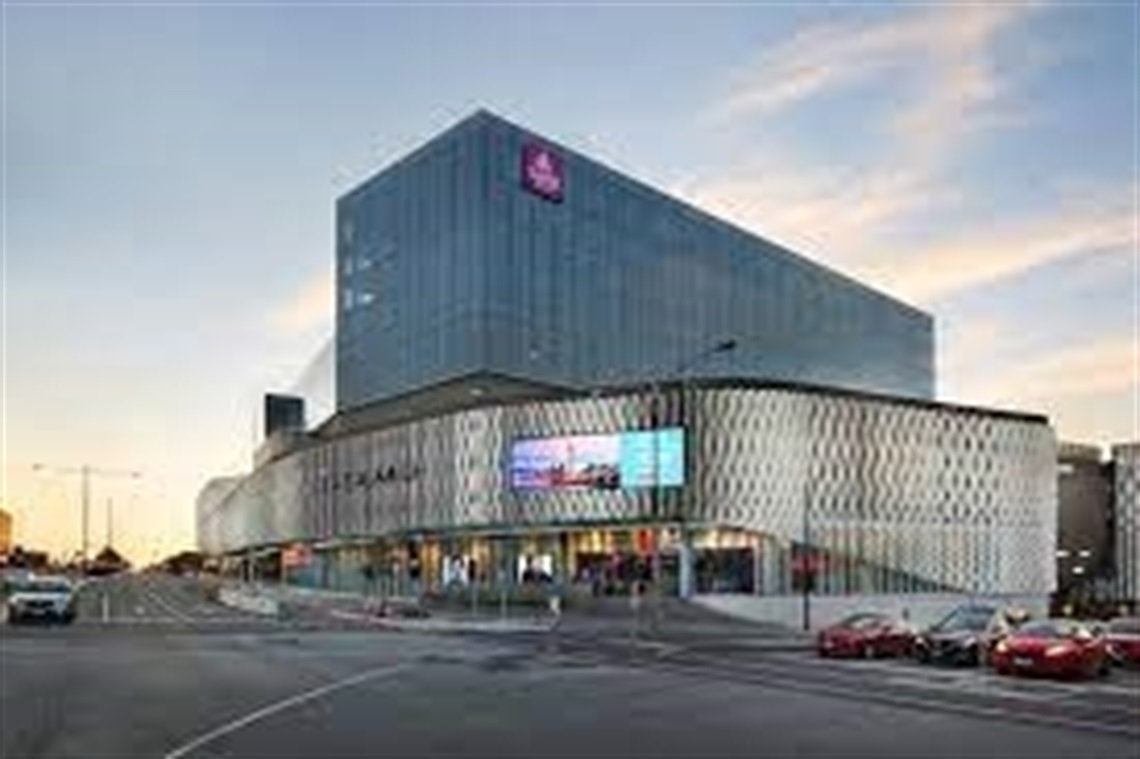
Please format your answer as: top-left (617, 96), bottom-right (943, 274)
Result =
top-left (509, 428), bottom-right (684, 491)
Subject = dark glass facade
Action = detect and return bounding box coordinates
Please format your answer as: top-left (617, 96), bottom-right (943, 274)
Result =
top-left (336, 110), bottom-right (934, 412)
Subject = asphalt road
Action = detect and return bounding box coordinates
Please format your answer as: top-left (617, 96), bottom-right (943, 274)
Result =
top-left (3, 574), bottom-right (1139, 759)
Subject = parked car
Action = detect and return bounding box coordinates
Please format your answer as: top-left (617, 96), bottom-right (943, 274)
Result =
top-left (913, 604), bottom-right (1026, 666)
top-left (6, 575), bottom-right (77, 624)
top-left (1104, 616), bottom-right (1140, 668)
top-left (817, 612), bottom-right (914, 659)
top-left (991, 619), bottom-right (1110, 679)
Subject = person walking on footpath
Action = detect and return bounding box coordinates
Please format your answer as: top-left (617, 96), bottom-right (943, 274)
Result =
top-left (629, 579), bottom-right (644, 642)
top-left (547, 578), bottom-right (563, 631)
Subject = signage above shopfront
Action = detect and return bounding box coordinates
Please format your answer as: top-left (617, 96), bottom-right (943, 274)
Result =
top-left (327, 464), bottom-right (425, 493)
top-left (521, 142), bottom-right (564, 202)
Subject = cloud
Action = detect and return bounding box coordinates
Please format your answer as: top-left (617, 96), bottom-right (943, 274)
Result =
top-left (948, 336), bottom-right (1136, 405)
top-left (713, 3), bottom-right (1038, 154)
top-left (268, 268), bottom-right (334, 337)
top-left (685, 3), bottom-right (1137, 306)
top-left (937, 316), bottom-right (1011, 376)
top-left (711, 11), bottom-right (930, 121)
top-left (689, 5), bottom-right (1044, 265)
top-left (675, 158), bottom-right (950, 267)
top-left (888, 5), bottom-right (1039, 157)
top-left (939, 326), bottom-right (1137, 444)
top-left (862, 200), bottom-right (1136, 302)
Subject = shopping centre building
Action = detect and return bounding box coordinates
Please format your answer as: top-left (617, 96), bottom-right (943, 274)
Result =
top-left (198, 111), bottom-right (1057, 623)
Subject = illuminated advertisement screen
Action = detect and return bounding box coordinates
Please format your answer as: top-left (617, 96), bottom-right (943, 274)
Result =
top-left (509, 428), bottom-right (685, 490)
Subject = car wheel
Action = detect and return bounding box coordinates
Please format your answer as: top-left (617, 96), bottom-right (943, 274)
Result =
top-left (1097, 659), bottom-right (1111, 678)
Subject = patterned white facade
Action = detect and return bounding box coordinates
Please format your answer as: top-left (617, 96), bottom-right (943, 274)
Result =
top-left (696, 389), bottom-right (1055, 596)
top-left (1113, 443), bottom-right (1140, 602)
top-left (198, 382), bottom-right (1056, 598)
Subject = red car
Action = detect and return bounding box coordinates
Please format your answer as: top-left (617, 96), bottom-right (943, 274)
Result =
top-left (1105, 616), bottom-right (1140, 668)
top-left (991, 619), bottom-right (1110, 679)
top-left (817, 612), bottom-right (914, 659)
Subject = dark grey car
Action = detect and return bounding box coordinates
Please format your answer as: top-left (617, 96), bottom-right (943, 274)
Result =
top-left (913, 605), bottom-right (1026, 666)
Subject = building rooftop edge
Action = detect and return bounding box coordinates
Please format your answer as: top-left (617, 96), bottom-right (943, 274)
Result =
top-left (242, 370), bottom-right (1050, 470)
top-left (336, 107), bottom-right (931, 323)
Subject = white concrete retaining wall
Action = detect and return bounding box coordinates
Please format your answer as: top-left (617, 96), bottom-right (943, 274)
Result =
top-left (693, 593), bottom-right (1049, 631)
top-left (218, 587), bottom-right (280, 617)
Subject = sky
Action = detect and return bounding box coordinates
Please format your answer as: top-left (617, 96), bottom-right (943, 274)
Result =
top-left (2, 1), bottom-right (1137, 563)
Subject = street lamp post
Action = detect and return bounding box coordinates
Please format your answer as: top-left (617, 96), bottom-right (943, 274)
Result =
top-left (801, 487), bottom-right (812, 632)
top-left (648, 339), bottom-right (738, 601)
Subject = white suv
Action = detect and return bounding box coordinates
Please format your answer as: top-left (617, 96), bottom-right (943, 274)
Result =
top-left (6, 576), bottom-right (77, 624)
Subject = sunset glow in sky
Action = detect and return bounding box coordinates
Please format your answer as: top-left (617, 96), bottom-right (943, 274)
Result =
top-left (3, 2), bottom-right (1137, 562)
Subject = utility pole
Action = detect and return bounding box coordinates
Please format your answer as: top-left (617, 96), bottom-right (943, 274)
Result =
top-left (32, 463), bottom-right (141, 567)
top-left (106, 497), bottom-right (115, 550)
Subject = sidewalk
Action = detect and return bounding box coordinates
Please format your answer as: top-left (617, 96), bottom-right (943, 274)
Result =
top-left (328, 608), bottom-right (557, 633)
top-left (222, 581), bottom-right (812, 649)
top-left (555, 607), bottom-right (813, 651)
top-left (220, 581), bottom-right (544, 629)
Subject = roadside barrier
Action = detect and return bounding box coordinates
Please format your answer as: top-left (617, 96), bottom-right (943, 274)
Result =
top-left (217, 587), bottom-right (280, 617)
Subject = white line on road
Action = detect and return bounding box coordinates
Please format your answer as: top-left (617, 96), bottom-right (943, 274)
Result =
top-left (656, 658), bottom-right (1140, 739)
top-left (161, 663), bottom-right (410, 759)
top-left (140, 580), bottom-right (195, 624)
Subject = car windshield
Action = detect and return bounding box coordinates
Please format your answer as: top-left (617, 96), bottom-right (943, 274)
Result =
top-left (20, 580), bottom-right (72, 594)
top-left (838, 613), bottom-right (888, 630)
top-left (1108, 618), bottom-right (1140, 634)
top-left (934, 607), bottom-right (995, 632)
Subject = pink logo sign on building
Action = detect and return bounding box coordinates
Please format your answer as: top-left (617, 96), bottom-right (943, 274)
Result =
top-left (521, 143), bottom-right (565, 202)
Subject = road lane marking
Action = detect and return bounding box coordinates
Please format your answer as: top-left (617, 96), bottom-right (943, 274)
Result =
top-left (140, 580), bottom-right (196, 624)
top-left (743, 653), bottom-right (1140, 705)
top-left (653, 656), bottom-right (1140, 738)
top-left (161, 663), bottom-right (410, 759)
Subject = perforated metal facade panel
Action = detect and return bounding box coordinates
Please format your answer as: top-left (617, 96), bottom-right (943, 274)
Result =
top-left (693, 389), bottom-right (1055, 596)
top-left (199, 385), bottom-right (1054, 596)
